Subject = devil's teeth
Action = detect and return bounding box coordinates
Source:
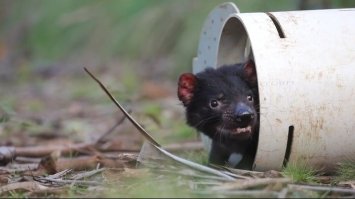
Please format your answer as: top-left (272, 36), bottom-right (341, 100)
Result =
top-left (235, 125), bottom-right (252, 134)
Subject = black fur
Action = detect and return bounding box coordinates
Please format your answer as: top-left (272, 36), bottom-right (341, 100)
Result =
top-left (178, 62), bottom-right (259, 169)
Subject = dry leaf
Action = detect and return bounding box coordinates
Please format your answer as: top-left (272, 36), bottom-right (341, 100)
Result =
top-left (38, 151), bottom-right (61, 174)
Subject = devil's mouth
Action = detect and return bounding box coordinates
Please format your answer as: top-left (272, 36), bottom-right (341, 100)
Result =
top-left (217, 125), bottom-right (253, 138)
top-left (232, 125), bottom-right (252, 135)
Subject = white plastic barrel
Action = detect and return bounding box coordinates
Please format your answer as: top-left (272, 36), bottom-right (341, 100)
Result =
top-left (193, 2), bottom-right (355, 171)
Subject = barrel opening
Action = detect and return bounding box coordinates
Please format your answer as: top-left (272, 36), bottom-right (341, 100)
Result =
top-left (217, 17), bottom-right (252, 66)
top-left (217, 16), bottom-right (260, 170)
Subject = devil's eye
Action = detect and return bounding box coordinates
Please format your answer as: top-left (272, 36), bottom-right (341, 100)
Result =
top-left (210, 100), bottom-right (219, 108)
top-left (247, 95), bottom-right (253, 102)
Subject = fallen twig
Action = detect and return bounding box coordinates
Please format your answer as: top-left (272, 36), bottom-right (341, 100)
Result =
top-left (71, 168), bottom-right (106, 180)
top-left (20, 153), bottom-right (137, 176)
top-left (15, 143), bottom-right (94, 157)
top-left (95, 114), bottom-right (128, 144)
top-left (47, 169), bottom-right (73, 180)
top-left (15, 157), bottom-right (41, 164)
top-left (55, 156), bottom-right (100, 171)
top-left (1, 143), bottom-right (138, 167)
top-left (0, 163), bottom-right (38, 173)
top-left (56, 154), bottom-right (137, 171)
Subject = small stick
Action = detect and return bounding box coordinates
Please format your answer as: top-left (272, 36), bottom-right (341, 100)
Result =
top-left (0, 163), bottom-right (38, 173)
top-left (47, 169), bottom-right (73, 180)
top-left (95, 113), bottom-right (129, 144)
top-left (84, 67), bottom-right (160, 147)
top-left (15, 157), bottom-right (41, 164)
top-left (15, 143), bottom-right (94, 157)
top-left (70, 168), bottom-right (106, 180)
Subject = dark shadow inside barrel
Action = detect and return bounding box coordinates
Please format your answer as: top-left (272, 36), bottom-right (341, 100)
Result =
top-left (217, 17), bottom-right (259, 170)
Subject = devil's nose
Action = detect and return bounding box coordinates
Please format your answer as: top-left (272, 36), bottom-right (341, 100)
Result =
top-left (234, 103), bottom-right (254, 126)
top-left (235, 112), bottom-right (254, 124)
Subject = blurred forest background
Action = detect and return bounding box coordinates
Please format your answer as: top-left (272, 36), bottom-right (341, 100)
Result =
top-left (1, 0), bottom-right (354, 145)
top-left (0, 0), bottom-right (354, 154)
top-left (0, 0), bottom-right (355, 197)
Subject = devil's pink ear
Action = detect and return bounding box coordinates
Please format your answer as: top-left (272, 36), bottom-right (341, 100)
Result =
top-left (178, 73), bottom-right (197, 106)
top-left (243, 60), bottom-right (257, 86)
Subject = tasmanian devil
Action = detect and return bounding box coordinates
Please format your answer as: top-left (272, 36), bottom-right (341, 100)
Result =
top-left (177, 60), bottom-right (259, 169)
